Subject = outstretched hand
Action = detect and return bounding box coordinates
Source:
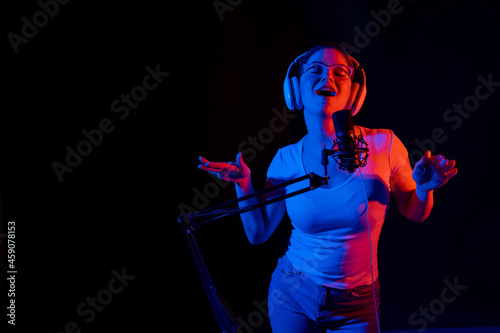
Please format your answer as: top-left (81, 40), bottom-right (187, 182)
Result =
top-left (198, 152), bottom-right (251, 184)
top-left (412, 150), bottom-right (458, 192)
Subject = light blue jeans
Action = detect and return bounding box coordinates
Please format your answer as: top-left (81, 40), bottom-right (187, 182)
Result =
top-left (268, 255), bottom-right (381, 333)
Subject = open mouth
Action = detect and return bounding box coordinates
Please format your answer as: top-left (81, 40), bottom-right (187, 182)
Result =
top-left (315, 88), bottom-right (336, 97)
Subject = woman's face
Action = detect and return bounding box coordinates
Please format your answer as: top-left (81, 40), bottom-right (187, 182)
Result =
top-left (299, 48), bottom-right (353, 118)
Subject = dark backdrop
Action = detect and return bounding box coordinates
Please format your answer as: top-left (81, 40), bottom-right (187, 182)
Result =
top-left (2, 0), bottom-right (500, 332)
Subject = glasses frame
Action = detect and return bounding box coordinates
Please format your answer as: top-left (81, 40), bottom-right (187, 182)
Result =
top-left (299, 62), bottom-right (354, 81)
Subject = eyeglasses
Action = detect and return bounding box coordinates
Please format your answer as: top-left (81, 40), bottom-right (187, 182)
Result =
top-left (299, 62), bottom-right (354, 81)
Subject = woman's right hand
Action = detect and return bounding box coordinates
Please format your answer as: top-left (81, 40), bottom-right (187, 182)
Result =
top-left (198, 152), bottom-right (251, 185)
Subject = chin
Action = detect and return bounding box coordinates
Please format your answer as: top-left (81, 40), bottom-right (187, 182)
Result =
top-left (303, 97), bottom-right (347, 116)
top-left (320, 102), bottom-right (345, 116)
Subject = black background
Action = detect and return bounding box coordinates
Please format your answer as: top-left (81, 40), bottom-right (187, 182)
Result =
top-left (2, 0), bottom-right (500, 332)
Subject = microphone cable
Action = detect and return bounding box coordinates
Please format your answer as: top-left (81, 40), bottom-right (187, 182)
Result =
top-left (359, 170), bottom-right (382, 333)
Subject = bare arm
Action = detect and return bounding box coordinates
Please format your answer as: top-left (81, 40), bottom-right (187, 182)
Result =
top-left (199, 153), bottom-right (286, 244)
top-left (391, 150), bottom-right (457, 222)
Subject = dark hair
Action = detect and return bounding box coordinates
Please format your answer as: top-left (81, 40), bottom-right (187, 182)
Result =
top-left (295, 42), bottom-right (352, 75)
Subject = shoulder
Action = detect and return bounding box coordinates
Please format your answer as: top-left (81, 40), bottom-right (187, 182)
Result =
top-left (267, 138), bottom-right (304, 179)
top-left (357, 126), bottom-right (406, 154)
top-left (276, 138), bottom-right (303, 158)
top-left (358, 126), bottom-right (409, 174)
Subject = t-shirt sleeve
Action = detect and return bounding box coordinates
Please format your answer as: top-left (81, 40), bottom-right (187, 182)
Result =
top-left (266, 148), bottom-right (286, 191)
top-left (389, 130), bottom-right (410, 176)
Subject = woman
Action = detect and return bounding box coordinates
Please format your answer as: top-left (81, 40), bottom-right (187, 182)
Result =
top-left (198, 43), bottom-right (457, 332)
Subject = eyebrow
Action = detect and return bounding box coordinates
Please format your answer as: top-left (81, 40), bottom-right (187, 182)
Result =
top-left (305, 61), bottom-right (348, 66)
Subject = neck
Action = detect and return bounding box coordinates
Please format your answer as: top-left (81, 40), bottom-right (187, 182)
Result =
top-left (303, 108), bottom-right (337, 148)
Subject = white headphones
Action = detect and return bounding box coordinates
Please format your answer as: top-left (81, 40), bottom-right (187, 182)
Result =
top-left (283, 49), bottom-right (367, 116)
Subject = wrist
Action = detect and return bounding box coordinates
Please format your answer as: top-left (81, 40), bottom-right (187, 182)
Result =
top-left (235, 176), bottom-right (251, 190)
top-left (415, 185), bottom-right (433, 201)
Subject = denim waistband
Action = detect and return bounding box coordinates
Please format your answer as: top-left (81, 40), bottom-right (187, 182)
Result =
top-left (277, 254), bottom-right (379, 291)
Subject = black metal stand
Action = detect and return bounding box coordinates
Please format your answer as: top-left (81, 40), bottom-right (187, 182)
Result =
top-left (177, 172), bottom-right (328, 332)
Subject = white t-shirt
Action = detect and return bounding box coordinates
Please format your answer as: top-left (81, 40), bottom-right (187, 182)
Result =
top-left (266, 126), bottom-right (409, 289)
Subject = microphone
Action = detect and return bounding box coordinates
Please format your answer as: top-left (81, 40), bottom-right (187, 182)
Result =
top-left (330, 109), bottom-right (369, 172)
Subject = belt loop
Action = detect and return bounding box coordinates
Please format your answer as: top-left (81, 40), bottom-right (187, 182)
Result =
top-left (316, 285), bottom-right (327, 324)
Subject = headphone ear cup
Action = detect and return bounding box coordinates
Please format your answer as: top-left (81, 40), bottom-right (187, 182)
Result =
top-left (345, 82), bottom-right (360, 112)
top-left (284, 52), bottom-right (308, 111)
top-left (351, 67), bottom-right (366, 116)
top-left (283, 76), bottom-right (295, 110)
top-left (291, 76), bottom-right (302, 110)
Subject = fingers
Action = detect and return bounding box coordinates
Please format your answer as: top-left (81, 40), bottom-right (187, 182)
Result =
top-left (197, 155), bottom-right (243, 176)
top-left (428, 155), bottom-right (457, 174)
top-left (414, 150), bottom-right (431, 169)
top-left (423, 150), bottom-right (431, 160)
top-left (440, 159), bottom-right (458, 182)
top-left (197, 153), bottom-right (251, 184)
top-left (440, 159), bottom-right (456, 174)
top-left (198, 156), bottom-right (221, 171)
top-left (444, 167), bottom-right (458, 180)
top-left (422, 152), bottom-right (457, 171)
top-left (236, 152), bottom-right (249, 171)
top-left (202, 161), bottom-right (237, 170)
top-left (198, 161), bottom-right (238, 173)
top-left (198, 154), bottom-right (248, 172)
top-left (425, 152), bottom-right (459, 182)
top-left (198, 156), bottom-right (226, 168)
top-left (429, 154), bottom-right (443, 164)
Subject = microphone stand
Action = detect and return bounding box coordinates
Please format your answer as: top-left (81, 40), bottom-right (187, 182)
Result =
top-left (177, 172), bottom-right (328, 333)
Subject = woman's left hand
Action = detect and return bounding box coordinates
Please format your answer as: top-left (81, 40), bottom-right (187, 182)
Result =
top-left (412, 150), bottom-right (458, 193)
